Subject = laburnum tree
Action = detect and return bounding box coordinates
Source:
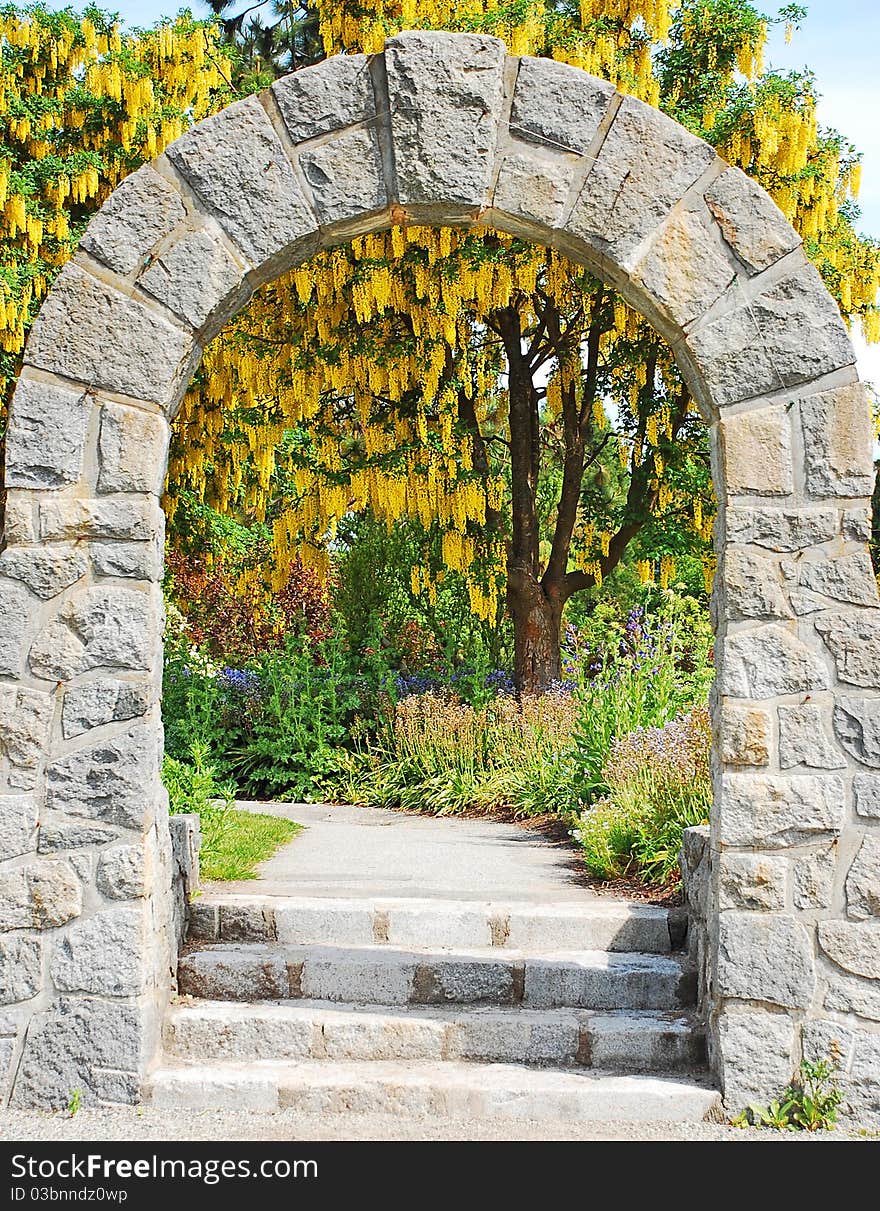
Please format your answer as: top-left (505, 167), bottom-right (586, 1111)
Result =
top-left (2, 2), bottom-right (879, 687)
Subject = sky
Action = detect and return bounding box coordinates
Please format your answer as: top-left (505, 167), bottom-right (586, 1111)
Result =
top-left (38, 1), bottom-right (880, 383)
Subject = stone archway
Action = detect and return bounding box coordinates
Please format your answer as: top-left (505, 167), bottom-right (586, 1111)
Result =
top-left (1, 30), bottom-right (877, 1115)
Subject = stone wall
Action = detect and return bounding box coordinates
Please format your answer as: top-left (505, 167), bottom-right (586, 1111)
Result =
top-left (0, 31), bottom-right (877, 1117)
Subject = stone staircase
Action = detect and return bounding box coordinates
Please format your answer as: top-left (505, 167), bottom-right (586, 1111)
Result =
top-left (145, 894), bottom-right (722, 1121)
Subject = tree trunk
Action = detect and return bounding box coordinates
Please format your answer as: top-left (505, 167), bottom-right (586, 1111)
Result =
top-left (508, 574), bottom-right (563, 691)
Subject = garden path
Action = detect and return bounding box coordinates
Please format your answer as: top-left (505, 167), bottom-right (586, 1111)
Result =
top-left (216, 802), bottom-right (613, 903)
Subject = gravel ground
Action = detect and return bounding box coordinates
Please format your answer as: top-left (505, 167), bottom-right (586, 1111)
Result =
top-left (0, 1108), bottom-right (870, 1142)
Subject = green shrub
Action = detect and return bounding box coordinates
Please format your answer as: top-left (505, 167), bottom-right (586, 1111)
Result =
top-left (574, 707), bottom-right (712, 885)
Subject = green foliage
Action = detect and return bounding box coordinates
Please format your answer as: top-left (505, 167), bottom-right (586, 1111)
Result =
top-left (733, 1055), bottom-right (844, 1132)
top-left (66, 1088), bottom-right (82, 1118)
top-left (198, 809), bottom-right (302, 882)
top-left (574, 707), bottom-right (711, 885)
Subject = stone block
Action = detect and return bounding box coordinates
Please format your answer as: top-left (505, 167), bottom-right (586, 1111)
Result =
top-left (0, 582), bottom-right (33, 678)
top-left (718, 853), bottom-right (786, 911)
top-left (792, 846), bottom-right (837, 910)
top-left (833, 698), bottom-right (880, 766)
top-left (0, 935), bottom-right (42, 1005)
top-left (717, 773), bottom-right (845, 847)
top-left (51, 906), bottom-right (147, 997)
top-left (91, 540), bottom-right (163, 581)
top-left (704, 166), bottom-right (801, 273)
top-left (716, 1009), bottom-right (795, 1111)
top-left (721, 707), bottom-right (774, 760)
top-left (815, 612), bottom-right (880, 688)
top-left (97, 403), bottom-right (169, 496)
top-left (0, 858), bottom-right (81, 930)
top-left (717, 913), bottom-right (815, 1008)
top-left (725, 506), bottom-right (838, 551)
top-left (3, 494), bottom-right (37, 543)
top-left (11, 997), bottom-right (145, 1108)
top-left (45, 723), bottom-right (161, 829)
top-left (4, 378), bottom-right (91, 489)
top-left (0, 545), bottom-right (88, 599)
top-left (0, 794), bottom-right (39, 858)
top-left (493, 150), bottom-right (572, 229)
top-left (721, 550), bottom-right (790, 619)
top-left (274, 902), bottom-right (374, 946)
top-left (139, 226), bottom-right (247, 333)
top-left (719, 406), bottom-right (794, 497)
top-left (568, 95), bottom-right (715, 256)
top-left (40, 496), bottom-right (160, 542)
top-left (300, 127), bottom-right (387, 226)
top-left (38, 817), bottom-right (121, 851)
top-left (801, 382), bottom-right (875, 498)
top-left (385, 31), bottom-right (505, 214)
top-left (0, 687), bottom-right (54, 787)
top-left (29, 586), bottom-right (156, 680)
top-left (690, 263), bottom-right (854, 408)
top-left (62, 680), bottom-right (151, 740)
top-left (854, 775), bottom-right (880, 818)
top-left (631, 207), bottom-right (736, 328)
top-left (79, 164), bottom-right (185, 276)
top-left (845, 836), bottom-right (880, 920)
top-left (385, 905), bottom-right (493, 950)
top-left (720, 624), bottom-right (829, 698)
top-left (272, 54), bottom-right (375, 144)
top-left (778, 704), bottom-right (846, 770)
top-left (97, 845), bottom-right (147, 900)
top-left (166, 95), bottom-right (317, 268)
top-left (818, 920), bottom-right (880, 979)
top-left (797, 552), bottom-right (879, 608)
top-left (510, 56), bottom-right (615, 156)
top-left (824, 970), bottom-right (880, 1021)
top-left (801, 1017), bottom-right (856, 1070)
top-left (24, 262), bottom-right (194, 408)
top-left (843, 506), bottom-right (872, 543)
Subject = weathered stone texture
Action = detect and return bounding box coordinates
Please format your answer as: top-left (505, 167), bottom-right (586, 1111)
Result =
top-left (718, 913), bottom-right (815, 1008)
top-left (300, 128), bottom-right (387, 225)
top-left (139, 227), bottom-right (246, 333)
top-left (778, 704), bottom-right (846, 770)
top-left (0, 794), bottom-right (39, 858)
top-left (11, 997), bottom-right (146, 1108)
top-left (724, 507), bottom-right (838, 551)
top-left (833, 698), bottom-right (880, 767)
top-left (79, 164), bottom-right (185, 276)
top-left (29, 587), bottom-right (155, 680)
top-left (0, 687), bottom-right (53, 790)
top-left (273, 54), bottom-right (375, 144)
top-left (845, 836), bottom-right (880, 921)
top-left (510, 57), bottom-right (615, 157)
top-left (718, 703), bottom-right (771, 766)
top-left (166, 95), bottom-right (318, 267)
top-left (385, 31), bottom-right (505, 212)
top-left (62, 680), bottom-right (151, 740)
top-left (854, 775), bottom-right (880, 818)
top-left (4, 378), bottom-right (91, 489)
top-left (51, 906), bottom-right (147, 997)
top-left (569, 96), bottom-right (714, 257)
top-left (0, 859), bottom-right (81, 930)
top-left (97, 403), bottom-right (169, 496)
top-left (792, 846), bottom-right (837, 910)
top-left (91, 540), bottom-right (163, 582)
top-left (716, 1010), bottom-right (795, 1111)
top-left (493, 150), bottom-right (571, 229)
top-left (801, 382), bottom-right (875, 498)
top-left (45, 724), bottom-right (161, 829)
top-left (818, 920), bottom-right (880, 980)
top-left (815, 613), bottom-right (880, 689)
top-left (0, 935), bottom-right (42, 1005)
top-left (631, 207), bottom-right (735, 329)
top-left (0, 582), bottom-right (33, 678)
top-left (797, 553), bottom-right (879, 608)
top-left (24, 262), bottom-right (194, 407)
top-left (720, 406), bottom-right (794, 498)
top-left (717, 773), bottom-right (845, 847)
top-left (39, 496), bottom-right (160, 542)
top-left (704, 167), bottom-right (800, 273)
top-left (97, 845), bottom-right (147, 900)
top-left (720, 624), bottom-right (829, 698)
top-left (690, 264), bottom-right (854, 408)
top-left (0, 546), bottom-right (87, 599)
top-left (38, 818), bottom-right (120, 852)
top-left (718, 853), bottom-right (786, 911)
top-left (722, 550), bottom-right (790, 619)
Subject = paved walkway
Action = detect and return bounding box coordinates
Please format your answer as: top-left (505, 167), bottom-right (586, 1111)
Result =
top-left (221, 801), bottom-right (607, 902)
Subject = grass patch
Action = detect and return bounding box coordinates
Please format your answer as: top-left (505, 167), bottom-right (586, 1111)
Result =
top-left (201, 809), bottom-right (302, 881)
